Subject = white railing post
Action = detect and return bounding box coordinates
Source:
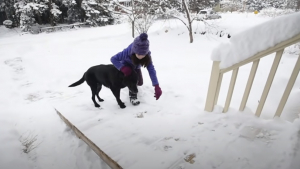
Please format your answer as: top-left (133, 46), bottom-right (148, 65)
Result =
top-left (274, 54), bottom-right (300, 117)
top-left (255, 49), bottom-right (284, 117)
top-left (214, 73), bottom-right (223, 106)
top-left (223, 68), bottom-right (239, 113)
top-left (205, 61), bottom-right (222, 112)
top-left (239, 60), bottom-right (260, 111)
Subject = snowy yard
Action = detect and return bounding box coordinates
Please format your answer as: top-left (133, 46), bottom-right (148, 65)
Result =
top-left (0, 12), bottom-right (300, 169)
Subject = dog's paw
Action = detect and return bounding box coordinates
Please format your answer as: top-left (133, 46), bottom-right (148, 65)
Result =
top-left (98, 98), bottom-right (104, 102)
top-left (94, 104), bottom-right (100, 108)
top-left (120, 104), bottom-right (126, 109)
top-left (130, 98), bottom-right (140, 106)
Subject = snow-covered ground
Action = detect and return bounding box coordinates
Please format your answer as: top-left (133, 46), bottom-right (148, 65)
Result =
top-left (0, 12), bottom-right (300, 169)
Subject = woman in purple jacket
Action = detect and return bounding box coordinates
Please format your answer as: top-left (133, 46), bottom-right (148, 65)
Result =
top-left (111, 33), bottom-right (162, 106)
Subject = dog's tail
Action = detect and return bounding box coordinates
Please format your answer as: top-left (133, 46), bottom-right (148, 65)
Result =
top-left (69, 74), bottom-right (85, 87)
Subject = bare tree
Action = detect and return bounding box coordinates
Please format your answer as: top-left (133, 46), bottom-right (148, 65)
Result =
top-left (113, 0), bottom-right (159, 38)
top-left (113, 0), bottom-right (139, 37)
top-left (182, 0), bottom-right (193, 43)
top-left (162, 0), bottom-right (198, 43)
top-left (133, 0), bottom-right (160, 34)
top-left (113, 0), bottom-right (134, 37)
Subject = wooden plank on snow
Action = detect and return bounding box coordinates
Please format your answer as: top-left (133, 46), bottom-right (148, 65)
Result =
top-left (55, 109), bottom-right (123, 169)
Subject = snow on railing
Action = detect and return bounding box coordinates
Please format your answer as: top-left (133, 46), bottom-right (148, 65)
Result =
top-left (205, 12), bottom-right (300, 118)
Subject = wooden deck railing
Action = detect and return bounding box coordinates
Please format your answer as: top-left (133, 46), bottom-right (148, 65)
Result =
top-left (205, 33), bottom-right (300, 118)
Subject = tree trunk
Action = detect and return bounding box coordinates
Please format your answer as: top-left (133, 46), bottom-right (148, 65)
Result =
top-left (0, 12), bottom-right (6, 25)
top-left (48, 0), bottom-right (54, 26)
top-left (131, 0), bottom-right (135, 38)
top-left (297, 0), bottom-right (300, 11)
top-left (76, 0), bottom-right (83, 8)
top-left (3, 11), bottom-right (8, 20)
top-left (182, 0), bottom-right (193, 43)
top-left (188, 22), bottom-right (193, 43)
top-left (34, 11), bottom-right (42, 24)
top-left (80, 8), bottom-right (85, 22)
top-left (132, 20), bottom-right (135, 38)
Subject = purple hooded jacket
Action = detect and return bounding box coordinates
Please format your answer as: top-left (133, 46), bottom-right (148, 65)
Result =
top-left (110, 43), bottom-right (159, 86)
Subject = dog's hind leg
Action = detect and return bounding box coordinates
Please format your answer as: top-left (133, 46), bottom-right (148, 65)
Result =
top-left (96, 84), bottom-right (104, 102)
top-left (110, 87), bottom-right (126, 109)
top-left (88, 83), bottom-right (100, 108)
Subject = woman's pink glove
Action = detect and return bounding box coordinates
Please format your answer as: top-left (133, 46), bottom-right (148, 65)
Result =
top-left (120, 66), bottom-right (132, 76)
top-left (154, 85), bottom-right (162, 100)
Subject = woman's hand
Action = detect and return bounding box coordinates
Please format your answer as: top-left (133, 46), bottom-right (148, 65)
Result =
top-left (154, 85), bottom-right (162, 100)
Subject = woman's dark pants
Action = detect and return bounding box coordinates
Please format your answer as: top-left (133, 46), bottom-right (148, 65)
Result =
top-left (129, 69), bottom-right (143, 99)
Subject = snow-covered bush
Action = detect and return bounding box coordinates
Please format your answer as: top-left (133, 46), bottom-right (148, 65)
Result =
top-left (51, 3), bottom-right (62, 25)
top-left (62, 0), bottom-right (83, 23)
top-left (247, 0), bottom-right (287, 11)
top-left (113, 14), bottom-right (127, 24)
top-left (14, 2), bottom-right (48, 31)
top-left (81, 0), bottom-right (108, 26)
top-left (64, 0), bottom-right (113, 26)
top-left (259, 7), bottom-right (295, 17)
top-left (14, 0), bottom-right (62, 30)
top-left (3, 20), bottom-right (13, 28)
top-left (220, 0), bottom-right (244, 12)
top-left (82, 0), bottom-right (98, 25)
top-left (134, 15), bottom-right (157, 34)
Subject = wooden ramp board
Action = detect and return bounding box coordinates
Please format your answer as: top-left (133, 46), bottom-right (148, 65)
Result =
top-left (55, 108), bottom-right (123, 169)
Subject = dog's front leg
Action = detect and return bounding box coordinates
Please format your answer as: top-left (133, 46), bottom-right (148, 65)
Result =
top-left (110, 87), bottom-right (126, 109)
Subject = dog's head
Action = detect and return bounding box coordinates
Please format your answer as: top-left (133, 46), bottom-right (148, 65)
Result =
top-left (122, 70), bottom-right (138, 94)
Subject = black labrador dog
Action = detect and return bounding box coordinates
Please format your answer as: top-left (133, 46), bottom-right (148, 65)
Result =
top-left (69, 64), bottom-right (138, 108)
